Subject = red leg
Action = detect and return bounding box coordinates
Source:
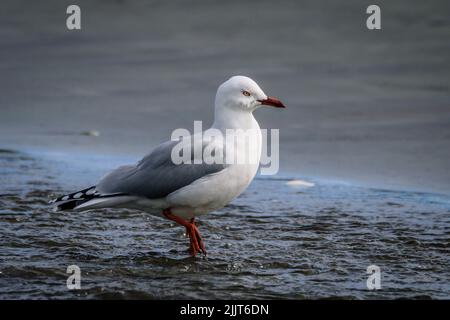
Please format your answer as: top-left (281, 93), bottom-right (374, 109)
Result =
top-left (163, 208), bottom-right (206, 257)
top-left (190, 218), bottom-right (206, 255)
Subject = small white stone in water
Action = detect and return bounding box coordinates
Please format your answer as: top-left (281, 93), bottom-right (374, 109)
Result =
top-left (80, 130), bottom-right (100, 137)
top-left (286, 180), bottom-right (315, 188)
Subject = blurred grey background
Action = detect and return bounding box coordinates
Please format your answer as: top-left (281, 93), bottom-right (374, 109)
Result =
top-left (1, 0), bottom-right (449, 194)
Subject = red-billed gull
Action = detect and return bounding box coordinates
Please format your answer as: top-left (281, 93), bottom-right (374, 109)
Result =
top-left (50, 75), bottom-right (286, 257)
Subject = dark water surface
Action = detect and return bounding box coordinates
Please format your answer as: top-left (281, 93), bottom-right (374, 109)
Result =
top-left (0, 149), bottom-right (449, 299)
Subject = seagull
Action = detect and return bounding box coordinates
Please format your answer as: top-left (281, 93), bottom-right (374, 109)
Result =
top-left (50, 76), bottom-right (286, 257)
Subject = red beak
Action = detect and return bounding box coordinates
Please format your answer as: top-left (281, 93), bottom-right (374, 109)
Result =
top-left (258, 96), bottom-right (286, 108)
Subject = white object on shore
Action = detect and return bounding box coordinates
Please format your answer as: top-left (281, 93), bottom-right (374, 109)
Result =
top-left (80, 130), bottom-right (100, 137)
top-left (286, 179), bottom-right (315, 188)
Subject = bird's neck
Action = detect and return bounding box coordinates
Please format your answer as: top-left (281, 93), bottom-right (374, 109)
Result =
top-left (212, 106), bottom-right (259, 131)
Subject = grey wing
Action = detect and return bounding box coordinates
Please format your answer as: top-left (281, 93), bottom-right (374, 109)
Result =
top-left (96, 139), bottom-right (226, 199)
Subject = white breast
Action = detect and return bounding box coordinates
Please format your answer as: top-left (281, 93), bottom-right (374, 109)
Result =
top-left (167, 118), bottom-right (262, 218)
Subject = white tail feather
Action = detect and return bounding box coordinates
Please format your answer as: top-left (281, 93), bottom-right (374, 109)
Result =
top-left (73, 195), bottom-right (135, 211)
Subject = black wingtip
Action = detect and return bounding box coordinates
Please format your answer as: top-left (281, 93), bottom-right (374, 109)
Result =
top-left (56, 200), bottom-right (80, 211)
top-left (49, 186), bottom-right (97, 206)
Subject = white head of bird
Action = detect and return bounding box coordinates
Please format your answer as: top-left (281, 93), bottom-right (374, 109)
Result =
top-left (215, 75), bottom-right (286, 113)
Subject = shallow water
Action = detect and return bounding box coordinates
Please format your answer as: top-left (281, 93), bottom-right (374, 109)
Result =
top-left (0, 149), bottom-right (449, 299)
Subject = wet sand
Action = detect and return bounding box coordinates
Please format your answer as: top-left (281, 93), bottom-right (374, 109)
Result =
top-left (0, 0), bottom-right (449, 194)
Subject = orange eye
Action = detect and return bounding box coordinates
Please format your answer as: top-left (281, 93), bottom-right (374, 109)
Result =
top-left (242, 90), bottom-right (251, 97)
